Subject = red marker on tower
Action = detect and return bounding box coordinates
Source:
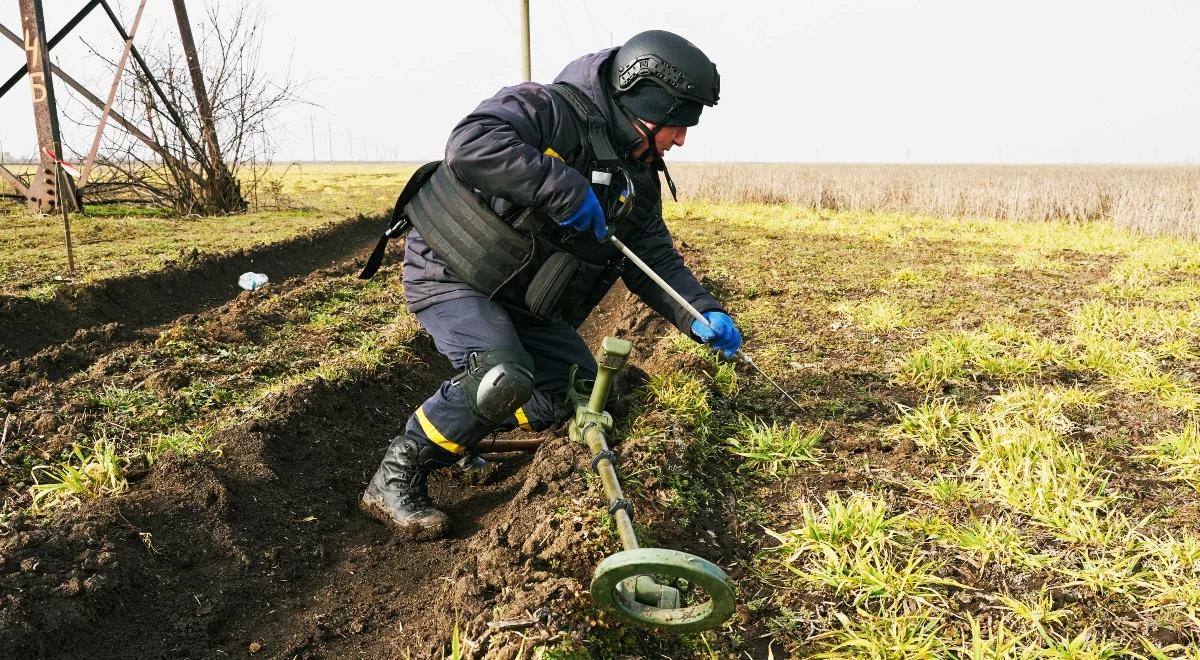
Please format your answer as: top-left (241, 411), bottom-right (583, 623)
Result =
top-left (42, 147), bottom-right (80, 178)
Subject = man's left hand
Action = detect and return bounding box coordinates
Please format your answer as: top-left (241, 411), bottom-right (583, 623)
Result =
top-left (691, 311), bottom-right (743, 358)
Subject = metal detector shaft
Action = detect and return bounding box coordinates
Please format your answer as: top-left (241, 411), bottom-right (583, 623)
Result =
top-left (608, 236), bottom-right (708, 330)
top-left (607, 236), bottom-right (802, 408)
top-left (585, 338), bottom-right (639, 552)
top-left (583, 424), bottom-right (639, 551)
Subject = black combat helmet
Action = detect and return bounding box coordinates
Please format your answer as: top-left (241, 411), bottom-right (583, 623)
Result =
top-left (609, 30), bottom-right (719, 127)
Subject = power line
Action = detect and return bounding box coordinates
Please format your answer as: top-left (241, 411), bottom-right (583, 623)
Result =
top-left (581, 1), bottom-right (601, 46)
top-left (556, 1), bottom-right (578, 53)
top-left (489, 0), bottom-right (517, 35)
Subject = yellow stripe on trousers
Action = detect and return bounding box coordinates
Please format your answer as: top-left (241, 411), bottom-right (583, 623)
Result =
top-left (514, 406), bottom-right (533, 432)
top-left (415, 406), bottom-right (465, 454)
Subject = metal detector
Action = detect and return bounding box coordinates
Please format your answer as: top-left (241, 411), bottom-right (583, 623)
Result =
top-left (567, 337), bottom-right (736, 633)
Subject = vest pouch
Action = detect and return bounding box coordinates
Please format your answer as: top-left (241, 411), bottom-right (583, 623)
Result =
top-left (406, 165), bottom-right (534, 298)
top-left (524, 252), bottom-right (581, 318)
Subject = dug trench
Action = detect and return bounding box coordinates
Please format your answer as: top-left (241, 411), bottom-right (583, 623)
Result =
top-left (0, 227), bottom-right (766, 657)
top-left (0, 212), bottom-right (382, 365)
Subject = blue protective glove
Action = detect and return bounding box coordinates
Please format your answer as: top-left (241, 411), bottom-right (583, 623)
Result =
top-left (691, 311), bottom-right (743, 358)
top-left (558, 187), bottom-right (609, 240)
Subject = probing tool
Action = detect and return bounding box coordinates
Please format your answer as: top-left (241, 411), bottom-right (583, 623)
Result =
top-left (606, 236), bottom-right (803, 409)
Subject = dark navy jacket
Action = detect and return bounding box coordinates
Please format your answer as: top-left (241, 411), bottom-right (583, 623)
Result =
top-left (402, 47), bottom-right (722, 334)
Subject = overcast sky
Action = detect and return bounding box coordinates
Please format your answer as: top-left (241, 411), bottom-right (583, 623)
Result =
top-left (1, 0), bottom-right (1197, 164)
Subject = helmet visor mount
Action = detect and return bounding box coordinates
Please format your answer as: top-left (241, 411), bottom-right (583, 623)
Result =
top-left (607, 30), bottom-right (718, 201)
top-left (614, 54), bottom-right (718, 107)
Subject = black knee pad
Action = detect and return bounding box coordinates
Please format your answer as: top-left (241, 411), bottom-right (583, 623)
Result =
top-left (454, 347), bottom-right (534, 425)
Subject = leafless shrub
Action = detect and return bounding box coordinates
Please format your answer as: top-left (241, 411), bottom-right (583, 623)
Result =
top-left (76, 2), bottom-right (301, 215)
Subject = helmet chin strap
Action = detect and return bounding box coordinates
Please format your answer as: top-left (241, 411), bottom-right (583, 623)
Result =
top-left (620, 101), bottom-right (681, 202)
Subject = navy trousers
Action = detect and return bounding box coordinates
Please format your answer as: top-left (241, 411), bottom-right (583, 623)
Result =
top-left (401, 296), bottom-right (597, 461)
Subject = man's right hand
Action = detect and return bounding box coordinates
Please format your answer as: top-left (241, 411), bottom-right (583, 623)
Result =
top-left (692, 311), bottom-right (743, 358)
top-left (558, 188), bottom-right (609, 241)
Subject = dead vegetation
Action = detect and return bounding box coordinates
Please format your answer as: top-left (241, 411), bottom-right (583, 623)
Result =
top-left (670, 163), bottom-right (1200, 239)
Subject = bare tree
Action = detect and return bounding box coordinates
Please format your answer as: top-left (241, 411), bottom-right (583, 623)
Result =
top-left (77, 2), bottom-right (301, 215)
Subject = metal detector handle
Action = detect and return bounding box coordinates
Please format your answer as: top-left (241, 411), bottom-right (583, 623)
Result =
top-left (607, 236), bottom-right (708, 326)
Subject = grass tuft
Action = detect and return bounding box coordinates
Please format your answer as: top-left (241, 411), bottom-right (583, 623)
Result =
top-left (766, 491), bottom-right (903, 557)
top-left (1138, 422), bottom-right (1200, 490)
top-left (30, 439), bottom-right (128, 512)
top-left (939, 516), bottom-right (1030, 569)
top-left (891, 398), bottom-right (974, 456)
top-left (911, 474), bottom-right (982, 504)
top-left (832, 298), bottom-right (916, 332)
top-left (812, 611), bottom-right (949, 659)
top-left (647, 371), bottom-right (713, 434)
top-left (147, 430), bottom-right (222, 464)
top-left (726, 417), bottom-right (823, 477)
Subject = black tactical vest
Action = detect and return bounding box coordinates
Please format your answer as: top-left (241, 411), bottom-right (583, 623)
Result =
top-left (361, 83), bottom-right (658, 327)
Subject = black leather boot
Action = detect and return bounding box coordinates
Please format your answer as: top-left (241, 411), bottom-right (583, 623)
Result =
top-left (360, 436), bottom-right (450, 540)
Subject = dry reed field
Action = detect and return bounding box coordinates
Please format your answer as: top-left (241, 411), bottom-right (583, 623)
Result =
top-left (670, 164), bottom-right (1200, 239)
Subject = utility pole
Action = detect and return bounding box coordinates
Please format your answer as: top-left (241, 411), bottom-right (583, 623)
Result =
top-left (310, 115), bottom-right (316, 161)
top-left (19, 0), bottom-right (74, 213)
top-left (519, 0), bottom-right (531, 81)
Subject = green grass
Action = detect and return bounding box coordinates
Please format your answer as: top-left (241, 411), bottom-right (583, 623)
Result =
top-left (910, 474), bottom-right (982, 504)
top-left (8, 171), bottom-right (1200, 656)
top-left (1139, 422), bottom-right (1200, 490)
top-left (891, 398), bottom-right (974, 456)
top-left (938, 516), bottom-right (1030, 569)
top-left (832, 297), bottom-right (916, 332)
top-left (765, 492), bottom-right (903, 558)
top-left (147, 430), bottom-right (222, 464)
top-left (81, 203), bottom-right (172, 218)
top-left (662, 198), bottom-right (1200, 657)
top-left (725, 417), bottom-right (823, 477)
top-left (30, 439), bottom-right (128, 512)
top-left (812, 611), bottom-right (950, 659)
top-left (895, 326), bottom-right (1069, 391)
top-left (6, 269), bottom-right (423, 525)
top-left (646, 371), bottom-right (713, 436)
top-left (0, 163), bottom-right (417, 299)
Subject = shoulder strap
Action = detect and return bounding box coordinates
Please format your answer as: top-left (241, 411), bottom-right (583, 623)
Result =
top-left (548, 82), bottom-right (638, 222)
top-left (547, 82), bottom-right (622, 165)
top-left (358, 160), bottom-right (442, 279)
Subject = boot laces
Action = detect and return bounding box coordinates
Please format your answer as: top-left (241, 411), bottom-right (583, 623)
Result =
top-left (403, 469), bottom-right (435, 509)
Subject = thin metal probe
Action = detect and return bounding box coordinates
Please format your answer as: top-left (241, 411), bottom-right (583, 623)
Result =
top-left (607, 236), bottom-right (803, 409)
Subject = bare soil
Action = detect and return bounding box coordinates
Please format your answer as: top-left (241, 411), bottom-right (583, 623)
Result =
top-left (0, 222), bottom-right (756, 658)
